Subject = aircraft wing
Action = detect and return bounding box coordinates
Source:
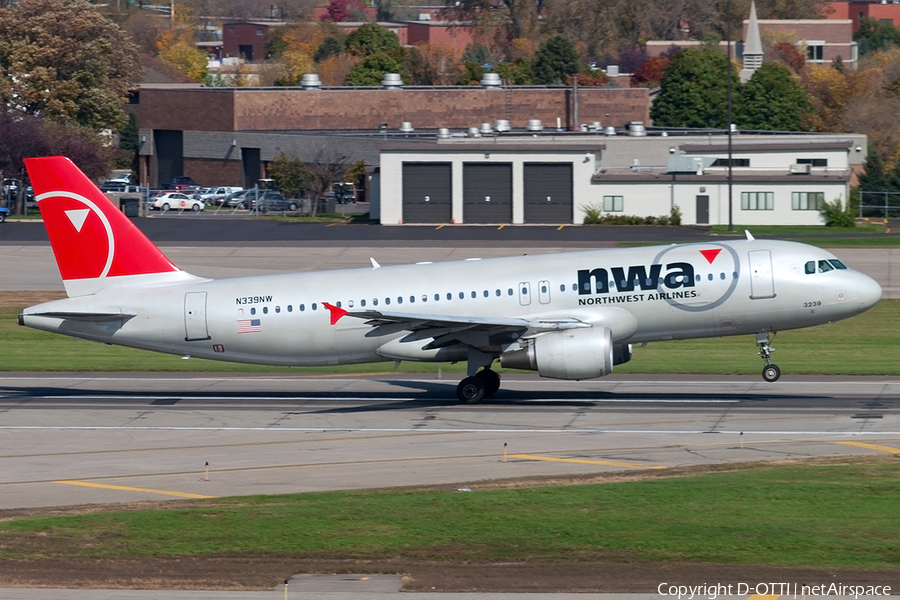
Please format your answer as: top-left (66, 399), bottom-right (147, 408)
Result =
top-left (326, 303), bottom-right (591, 350)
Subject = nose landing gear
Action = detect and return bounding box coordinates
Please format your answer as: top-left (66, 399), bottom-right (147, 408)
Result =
top-left (757, 331), bottom-right (780, 382)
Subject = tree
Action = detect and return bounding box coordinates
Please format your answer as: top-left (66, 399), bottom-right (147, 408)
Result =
top-left (322, 0), bottom-right (367, 22)
top-left (157, 37), bottom-right (208, 82)
top-left (345, 52), bottom-right (405, 86)
top-left (855, 17), bottom-right (900, 56)
top-left (314, 37), bottom-right (344, 62)
top-left (630, 56), bottom-right (669, 88)
top-left (769, 42), bottom-right (806, 73)
top-left (737, 63), bottom-right (812, 131)
top-left (444, 0), bottom-right (542, 44)
top-left (651, 48), bottom-right (739, 129)
top-left (345, 23), bottom-right (400, 57)
top-left (532, 35), bottom-right (581, 85)
top-left (267, 151), bottom-right (313, 199)
top-left (0, 0), bottom-right (140, 131)
top-left (404, 44), bottom-right (460, 86)
top-left (304, 147), bottom-right (350, 216)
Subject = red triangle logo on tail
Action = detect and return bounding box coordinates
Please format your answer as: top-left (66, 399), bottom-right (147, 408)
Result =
top-left (700, 249), bottom-right (722, 264)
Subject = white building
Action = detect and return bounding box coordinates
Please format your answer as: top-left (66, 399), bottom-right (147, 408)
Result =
top-left (377, 132), bottom-right (865, 226)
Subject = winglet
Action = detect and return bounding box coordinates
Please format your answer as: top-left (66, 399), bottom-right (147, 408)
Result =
top-left (323, 302), bottom-right (349, 325)
top-left (745, 230), bottom-right (755, 241)
top-left (370, 257), bottom-right (381, 269)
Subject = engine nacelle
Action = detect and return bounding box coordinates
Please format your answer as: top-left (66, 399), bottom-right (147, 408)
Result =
top-left (500, 326), bottom-right (615, 380)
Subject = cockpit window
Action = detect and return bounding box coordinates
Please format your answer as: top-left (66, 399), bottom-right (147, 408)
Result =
top-left (829, 259), bottom-right (848, 270)
top-left (818, 260), bottom-right (834, 273)
top-left (805, 261), bottom-right (816, 274)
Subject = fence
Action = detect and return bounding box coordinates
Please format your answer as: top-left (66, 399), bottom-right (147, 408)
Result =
top-left (859, 191), bottom-right (900, 219)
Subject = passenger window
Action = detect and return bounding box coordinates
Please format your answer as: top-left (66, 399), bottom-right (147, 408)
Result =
top-left (471, 291), bottom-right (476, 298)
top-left (300, 304), bottom-right (305, 311)
top-left (707, 274), bottom-right (713, 281)
top-left (373, 298), bottom-right (378, 306)
top-left (508, 288), bottom-right (514, 295)
top-left (496, 289), bottom-right (501, 296)
top-left (250, 307), bottom-right (256, 315)
top-left (720, 273), bottom-right (725, 280)
top-left (385, 298), bottom-right (391, 305)
top-left (459, 292), bottom-right (464, 299)
top-left (540, 284), bottom-right (547, 293)
top-left (361, 299), bottom-right (366, 307)
top-left (397, 297), bottom-right (403, 304)
top-left (263, 307), bottom-right (268, 314)
top-left (818, 260), bottom-right (834, 273)
top-left (287, 305), bottom-right (292, 312)
top-left (560, 284), bottom-right (565, 292)
top-left (422, 295), bottom-right (427, 302)
top-left (829, 259), bottom-right (848, 270)
top-left (336, 301), bottom-right (341, 308)
top-left (572, 283), bottom-right (577, 291)
top-left (805, 261), bottom-right (816, 274)
top-left (348, 300), bottom-right (354, 308)
top-left (434, 294), bottom-right (440, 301)
top-left (483, 290), bottom-right (489, 297)
top-left (447, 293), bottom-right (452, 300)
top-left (312, 303), bottom-right (317, 311)
top-left (275, 306), bottom-right (281, 313)
top-left (409, 296), bottom-right (415, 303)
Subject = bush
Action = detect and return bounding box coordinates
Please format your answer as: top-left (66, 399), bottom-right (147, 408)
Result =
top-left (819, 197), bottom-right (856, 227)
top-left (582, 203), bottom-right (602, 224)
top-left (582, 204), bottom-right (681, 226)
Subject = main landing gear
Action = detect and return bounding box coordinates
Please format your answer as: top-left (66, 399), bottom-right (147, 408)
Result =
top-left (456, 368), bottom-right (501, 404)
top-left (756, 331), bottom-right (781, 382)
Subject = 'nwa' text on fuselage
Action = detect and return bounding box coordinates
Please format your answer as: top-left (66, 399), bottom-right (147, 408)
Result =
top-left (577, 262), bottom-right (696, 295)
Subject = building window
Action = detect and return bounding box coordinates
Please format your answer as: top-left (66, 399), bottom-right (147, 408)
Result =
top-left (796, 158), bottom-right (827, 167)
top-left (741, 191), bottom-right (774, 210)
top-left (806, 41), bottom-right (825, 62)
top-left (711, 158), bottom-right (750, 167)
top-left (603, 195), bottom-right (623, 212)
top-left (792, 191), bottom-right (825, 210)
top-left (257, 28), bottom-right (264, 36)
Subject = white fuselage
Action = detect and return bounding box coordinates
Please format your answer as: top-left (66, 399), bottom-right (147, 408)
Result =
top-left (20, 239), bottom-right (881, 371)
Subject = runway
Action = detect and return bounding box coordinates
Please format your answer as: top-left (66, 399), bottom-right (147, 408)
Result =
top-left (1, 374), bottom-right (898, 512)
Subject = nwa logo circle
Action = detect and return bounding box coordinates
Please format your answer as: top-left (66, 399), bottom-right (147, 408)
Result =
top-left (652, 244), bottom-right (740, 312)
top-left (37, 190), bottom-right (115, 281)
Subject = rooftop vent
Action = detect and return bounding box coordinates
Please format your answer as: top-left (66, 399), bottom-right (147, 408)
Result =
top-left (478, 122), bottom-right (493, 136)
top-left (606, 65), bottom-right (620, 77)
top-left (495, 119), bottom-right (511, 132)
top-left (589, 121), bottom-right (602, 132)
top-left (300, 73), bottom-right (321, 90)
top-left (480, 73), bottom-right (502, 88)
top-left (467, 127), bottom-right (481, 138)
top-left (628, 121), bottom-right (646, 137)
top-left (526, 119), bottom-right (543, 132)
top-left (399, 121), bottom-right (414, 133)
top-left (437, 127), bottom-right (451, 139)
top-left (381, 73), bottom-right (403, 89)
top-left (604, 126), bottom-right (617, 136)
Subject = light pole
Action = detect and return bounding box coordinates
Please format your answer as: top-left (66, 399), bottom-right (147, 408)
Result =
top-left (727, 0), bottom-right (734, 232)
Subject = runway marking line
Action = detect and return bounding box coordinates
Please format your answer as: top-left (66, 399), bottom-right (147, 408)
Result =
top-left (835, 441), bottom-right (900, 454)
top-left (509, 454), bottom-right (665, 470)
top-left (54, 480), bottom-right (215, 499)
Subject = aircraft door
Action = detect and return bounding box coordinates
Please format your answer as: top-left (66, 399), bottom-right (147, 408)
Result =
top-left (748, 250), bottom-right (776, 299)
top-left (184, 292), bottom-right (210, 341)
top-left (518, 282), bottom-right (531, 306)
top-left (538, 280), bottom-right (551, 304)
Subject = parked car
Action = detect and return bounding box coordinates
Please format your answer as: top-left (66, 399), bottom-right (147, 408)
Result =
top-left (162, 176), bottom-right (198, 191)
top-left (203, 186), bottom-right (244, 205)
top-left (0, 205), bottom-right (8, 222)
top-left (149, 192), bottom-right (204, 212)
top-left (246, 190), bottom-right (298, 212)
top-left (107, 173), bottom-right (133, 185)
top-left (221, 189), bottom-right (249, 208)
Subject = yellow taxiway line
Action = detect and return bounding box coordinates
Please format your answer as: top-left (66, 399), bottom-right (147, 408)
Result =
top-left (747, 595), bottom-right (780, 600)
top-left (835, 441), bottom-right (900, 454)
top-left (55, 480), bottom-right (215, 499)
top-left (509, 454), bottom-right (665, 469)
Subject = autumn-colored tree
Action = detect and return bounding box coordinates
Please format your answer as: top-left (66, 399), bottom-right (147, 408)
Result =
top-left (404, 43), bottom-right (460, 85)
top-left (567, 72), bottom-right (610, 86)
top-left (630, 56), bottom-right (669, 87)
top-left (321, 0), bottom-right (367, 22)
top-left (158, 37), bottom-right (208, 81)
top-left (0, 0), bottom-right (140, 131)
top-left (316, 53), bottom-right (361, 85)
top-left (770, 42), bottom-right (806, 73)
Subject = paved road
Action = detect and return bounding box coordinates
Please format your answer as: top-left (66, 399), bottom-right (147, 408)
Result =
top-left (1, 374), bottom-right (897, 511)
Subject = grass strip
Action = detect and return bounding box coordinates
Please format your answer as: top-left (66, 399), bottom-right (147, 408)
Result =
top-left (1, 459), bottom-right (898, 568)
top-left (2, 297), bottom-right (897, 375)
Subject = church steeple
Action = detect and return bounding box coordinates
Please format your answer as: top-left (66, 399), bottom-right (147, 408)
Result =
top-left (740, 1), bottom-right (763, 82)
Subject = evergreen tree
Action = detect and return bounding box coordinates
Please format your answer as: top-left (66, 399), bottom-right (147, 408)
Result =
top-left (345, 52), bottom-right (406, 86)
top-left (857, 147), bottom-right (889, 191)
top-left (532, 35), bottom-right (581, 85)
top-left (737, 63), bottom-right (812, 131)
top-left (650, 48), bottom-right (739, 129)
top-left (345, 23), bottom-right (400, 57)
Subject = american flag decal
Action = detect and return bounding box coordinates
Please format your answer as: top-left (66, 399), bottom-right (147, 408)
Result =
top-left (237, 318), bottom-right (261, 333)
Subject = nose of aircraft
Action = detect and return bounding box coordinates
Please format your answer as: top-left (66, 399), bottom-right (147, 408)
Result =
top-left (857, 272), bottom-right (882, 310)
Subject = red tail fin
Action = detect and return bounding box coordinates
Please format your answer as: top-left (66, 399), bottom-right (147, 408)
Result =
top-left (25, 157), bottom-right (187, 296)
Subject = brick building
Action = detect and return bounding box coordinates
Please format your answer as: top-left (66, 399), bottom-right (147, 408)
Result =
top-left (827, 1), bottom-right (900, 31)
top-left (135, 84), bottom-right (651, 189)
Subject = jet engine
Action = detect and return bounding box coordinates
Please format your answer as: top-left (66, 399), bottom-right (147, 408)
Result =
top-left (500, 326), bottom-right (630, 380)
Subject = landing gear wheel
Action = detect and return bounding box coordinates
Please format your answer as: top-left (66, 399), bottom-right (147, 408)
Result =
top-left (476, 368), bottom-right (501, 397)
top-left (762, 364), bottom-right (781, 382)
top-left (457, 376), bottom-right (485, 404)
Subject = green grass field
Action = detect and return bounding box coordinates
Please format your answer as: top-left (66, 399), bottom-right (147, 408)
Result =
top-left (2, 458), bottom-right (898, 568)
top-left (2, 300), bottom-right (897, 375)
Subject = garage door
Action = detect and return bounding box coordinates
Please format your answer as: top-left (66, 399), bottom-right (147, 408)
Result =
top-left (402, 163), bottom-right (452, 223)
top-left (463, 163), bottom-right (512, 224)
top-left (524, 163), bottom-right (573, 223)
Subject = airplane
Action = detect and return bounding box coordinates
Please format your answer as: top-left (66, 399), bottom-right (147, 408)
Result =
top-left (19, 156), bottom-right (883, 403)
